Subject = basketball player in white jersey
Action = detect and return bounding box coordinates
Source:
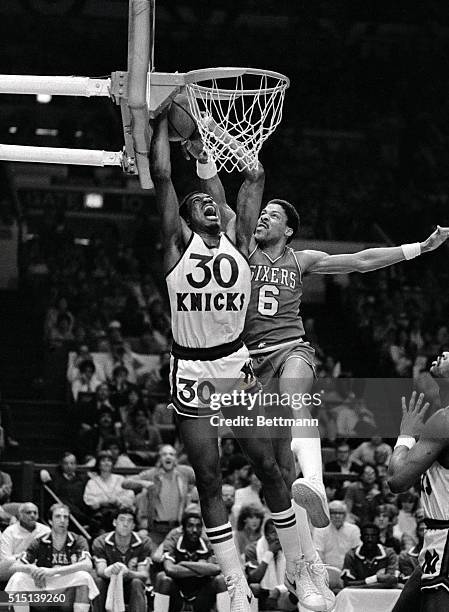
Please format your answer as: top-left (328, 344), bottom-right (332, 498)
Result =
top-left (150, 112), bottom-right (326, 612)
top-left (389, 352), bottom-right (449, 612)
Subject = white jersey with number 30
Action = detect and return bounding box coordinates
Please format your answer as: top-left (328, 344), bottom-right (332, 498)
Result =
top-left (166, 232), bottom-right (251, 348)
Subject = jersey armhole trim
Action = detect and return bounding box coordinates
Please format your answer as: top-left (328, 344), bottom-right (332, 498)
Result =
top-left (224, 232), bottom-right (251, 266)
top-left (291, 248), bottom-right (303, 283)
top-left (165, 232), bottom-right (195, 280)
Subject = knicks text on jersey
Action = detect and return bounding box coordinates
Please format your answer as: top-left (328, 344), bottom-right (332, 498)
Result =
top-left (166, 232), bottom-right (255, 417)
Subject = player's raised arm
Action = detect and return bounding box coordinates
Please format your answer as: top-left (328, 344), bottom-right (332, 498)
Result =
top-left (388, 392), bottom-right (448, 493)
top-left (150, 113), bottom-right (191, 273)
top-left (299, 225), bottom-right (449, 275)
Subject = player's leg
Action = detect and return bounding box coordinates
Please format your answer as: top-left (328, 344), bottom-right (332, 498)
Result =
top-left (153, 571), bottom-right (182, 612)
top-left (236, 433), bottom-right (326, 611)
top-left (176, 414), bottom-right (253, 611)
top-left (126, 577), bottom-right (146, 612)
top-left (210, 575), bottom-right (231, 612)
top-left (280, 356), bottom-right (329, 528)
top-left (72, 585), bottom-right (89, 612)
top-left (420, 587), bottom-right (449, 612)
top-left (391, 566), bottom-right (422, 612)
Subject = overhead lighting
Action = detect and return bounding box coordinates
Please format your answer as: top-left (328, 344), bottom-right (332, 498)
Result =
top-left (36, 93), bottom-right (52, 104)
top-left (8, 126), bottom-right (17, 134)
top-left (84, 193), bottom-right (103, 209)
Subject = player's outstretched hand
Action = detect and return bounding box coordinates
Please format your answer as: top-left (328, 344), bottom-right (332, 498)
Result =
top-left (421, 225), bottom-right (449, 253)
top-left (430, 351), bottom-right (449, 379)
top-left (399, 391), bottom-right (430, 437)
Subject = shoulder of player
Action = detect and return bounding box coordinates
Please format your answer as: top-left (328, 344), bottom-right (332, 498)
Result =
top-left (422, 406), bottom-right (449, 438)
top-left (294, 249), bottom-right (327, 271)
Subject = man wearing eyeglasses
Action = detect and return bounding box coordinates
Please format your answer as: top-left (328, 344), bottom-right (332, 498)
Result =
top-left (313, 501), bottom-right (361, 590)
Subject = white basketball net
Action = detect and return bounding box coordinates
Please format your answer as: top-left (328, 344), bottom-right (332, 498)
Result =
top-left (185, 70), bottom-right (289, 172)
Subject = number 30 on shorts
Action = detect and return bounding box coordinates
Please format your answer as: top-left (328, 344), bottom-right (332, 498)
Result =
top-left (178, 377), bottom-right (216, 405)
top-left (257, 284), bottom-right (279, 316)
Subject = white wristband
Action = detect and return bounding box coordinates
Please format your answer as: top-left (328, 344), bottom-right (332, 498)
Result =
top-left (401, 242), bottom-right (421, 260)
top-left (394, 435), bottom-right (416, 450)
top-left (196, 158), bottom-right (217, 180)
top-left (365, 575), bottom-right (378, 585)
top-left (262, 551), bottom-right (274, 564)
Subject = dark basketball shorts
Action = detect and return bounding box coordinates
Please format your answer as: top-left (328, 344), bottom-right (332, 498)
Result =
top-left (250, 339), bottom-right (316, 391)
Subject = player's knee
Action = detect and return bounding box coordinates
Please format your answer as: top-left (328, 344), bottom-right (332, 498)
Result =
top-left (74, 585), bottom-right (89, 602)
top-left (211, 575), bottom-right (227, 593)
top-left (155, 571), bottom-right (175, 594)
top-left (253, 456), bottom-right (279, 482)
top-left (195, 468), bottom-right (221, 498)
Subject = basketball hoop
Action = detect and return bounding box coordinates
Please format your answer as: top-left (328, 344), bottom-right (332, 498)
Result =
top-left (184, 67), bottom-right (289, 172)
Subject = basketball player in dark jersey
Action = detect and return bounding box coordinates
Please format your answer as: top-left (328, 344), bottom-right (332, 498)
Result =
top-left (150, 113), bottom-right (326, 612)
top-left (192, 135), bottom-right (449, 611)
top-left (389, 352), bottom-right (449, 612)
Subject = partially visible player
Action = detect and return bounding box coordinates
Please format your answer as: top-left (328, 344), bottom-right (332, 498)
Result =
top-left (389, 352), bottom-right (449, 612)
top-left (150, 112), bottom-right (325, 612)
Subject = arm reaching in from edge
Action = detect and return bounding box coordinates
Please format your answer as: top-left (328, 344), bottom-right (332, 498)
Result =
top-left (388, 391), bottom-right (448, 493)
top-left (299, 225), bottom-right (449, 275)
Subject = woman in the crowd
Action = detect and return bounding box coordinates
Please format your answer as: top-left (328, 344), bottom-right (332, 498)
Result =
top-left (235, 504), bottom-right (265, 558)
top-left (83, 450), bottom-right (134, 537)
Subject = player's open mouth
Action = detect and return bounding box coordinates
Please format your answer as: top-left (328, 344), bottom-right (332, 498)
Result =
top-left (204, 205), bottom-right (218, 218)
top-left (257, 222), bottom-right (268, 229)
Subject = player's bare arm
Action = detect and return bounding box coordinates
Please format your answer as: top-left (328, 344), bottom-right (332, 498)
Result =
top-left (388, 391), bottom-right (449, 493)
top-left (298, 225), bottom-right (449, 274)
top-left (150, 113), bottom-right (192, 274)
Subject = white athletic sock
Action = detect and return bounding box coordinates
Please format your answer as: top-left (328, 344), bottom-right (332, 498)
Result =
top-left (271, 505), bottom-right (301, 565)
top-left (206, 523), bottom-right (244, 577)
top-left (216, 590), bottom-right (231, 612)
top-left (73, 604), bottom-right (90, 612)
top-left (153, 592), bottom-right (170, 612)
top-left (291, 435), bottom-right (323, 482)
top-left (293, 500), bottom-right (318, 562)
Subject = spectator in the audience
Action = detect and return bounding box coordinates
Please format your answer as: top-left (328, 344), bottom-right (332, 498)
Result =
top-left (153, 507), bottom-right (228, 612)
top-left (44, 296), bottom-right (74, 341)
top-left (245, 518), bottom-right (297, 611)
top-left (67, 345), bottom-right (97, 384)
top-left (122, 444), bottom-right (195, 545)
top-left (373, 505), bottom-right (401, 554)
top-left (0, 503), bottom-right (50, 580)
top-left (398, 519), bottom-right (425, 582)
top-left (103, 437), bottom-right (136, 468)
top-left (118, 388), bottom-right (141, 425)
top-left (83, 451), bottom-right (134, 537)
top-left (122, 406), bottom-right (162, 466)
top-left (233, 469), bottom-right (264, 521)
top-left (350, 437), bottom-right (393, 468)
top-left (341, 523), bottom-right (398, 588)
top-left (325, 440), bottom-right (360, 493)
top-left (221, 484), bottom-right (236, 529)
top-left (78, 408), bottom-right (119, 465)
top-left (6, 503), bottom-right (99, 608)
top-left (324, 477), bottom-right (339, 504)
top-left (0, 469), bottom-right (14, 529)
top-left (92, 507), bottom-right (152, 612)
top-left (344, 464), bottom-right (383, 524)
top-left (71, 360), bottom-right (101, 403)
top-left (109, 365), bottom-right (136, 411)
top-left (313, 500), bottom-right (361, 587)
top-left (0, 390), bottom-right (19, 448)
top-left (396, 491), bottom-right (420, 540)
top-left (47, 312), bottom-right (75, 349)
top-left (52, 452), bottom-right (89, 526)
top-left (219, 437), bottom-right (237, 477)
top-left (235, 504), bottom-right (265, 558)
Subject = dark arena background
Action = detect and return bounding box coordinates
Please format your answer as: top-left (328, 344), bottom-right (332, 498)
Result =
top-left (0, 2), bottom-right (448, 611)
